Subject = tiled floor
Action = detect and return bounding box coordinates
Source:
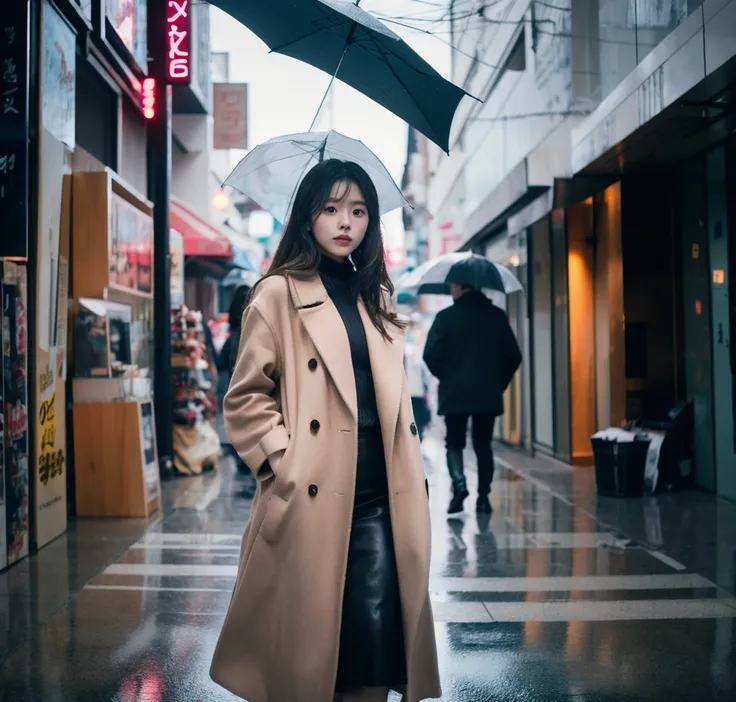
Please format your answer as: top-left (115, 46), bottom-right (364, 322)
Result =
top-left (1, 432), bottom-right (735, 701)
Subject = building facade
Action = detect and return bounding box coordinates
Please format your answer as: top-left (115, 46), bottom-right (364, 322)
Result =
top-left (427, 0), bottom-right (736, 500)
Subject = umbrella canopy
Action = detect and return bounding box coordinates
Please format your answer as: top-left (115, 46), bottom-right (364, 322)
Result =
top-left (225, 130), bottom-right (408, 225)
top-left (398, 252), bottom-right (524, 295)
top-left (208, 0), bottom-right (470, 152)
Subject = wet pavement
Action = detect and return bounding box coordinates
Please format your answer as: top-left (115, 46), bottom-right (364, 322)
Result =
top-left (1, 431), bottom-right (736, 701)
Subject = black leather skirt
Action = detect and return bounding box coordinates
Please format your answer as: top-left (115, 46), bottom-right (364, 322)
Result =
top-left (335, 427), bottom-right (407, 694)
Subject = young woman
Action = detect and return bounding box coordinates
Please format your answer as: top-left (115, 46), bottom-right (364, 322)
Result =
top-left (210, 160), bottom-right (440, 702)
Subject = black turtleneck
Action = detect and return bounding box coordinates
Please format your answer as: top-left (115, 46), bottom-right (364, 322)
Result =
top-left (319, 256), bottom-right (380, 429)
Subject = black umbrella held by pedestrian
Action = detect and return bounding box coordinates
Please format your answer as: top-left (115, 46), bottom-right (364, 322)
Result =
top-left (207, 0), bottom-right (473, 152)
top-left (398, 253), bottom-right (524, 297)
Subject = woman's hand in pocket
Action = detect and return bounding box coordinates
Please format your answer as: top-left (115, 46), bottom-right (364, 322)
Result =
top-left (257, 449), bottom-right (285, 482)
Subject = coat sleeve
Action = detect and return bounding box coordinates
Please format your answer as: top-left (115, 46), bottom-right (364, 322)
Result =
top-left (223, 302), bottom-right (289, 477)
top-left (422, 314), bottom-right (446, 379)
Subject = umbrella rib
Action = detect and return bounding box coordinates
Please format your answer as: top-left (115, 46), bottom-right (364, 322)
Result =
top-left (284, 149), bottom-right (322, 222)
top-left (268, 6), bottom-right (352, 55)
top-left (309, 30), bottom-right (354, 131)
top-left (225, 149), bottom-right (316, 186)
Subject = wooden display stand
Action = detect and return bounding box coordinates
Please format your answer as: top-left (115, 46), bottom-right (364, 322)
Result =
top-left (70, 170), bottom-right (160, 517)
top-left (73, 400), bottom-right (160, 517)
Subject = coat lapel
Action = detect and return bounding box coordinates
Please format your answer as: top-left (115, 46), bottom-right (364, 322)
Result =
top-left (288, 275), bottom-right (357, 420)
top-left (358, 300), bottom-right (406, 472)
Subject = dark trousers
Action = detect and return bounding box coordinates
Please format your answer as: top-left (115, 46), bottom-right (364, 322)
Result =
top-left (411, 396), bottom-right (430, 442)
top-left (445, 413), bottom-right (497, 496)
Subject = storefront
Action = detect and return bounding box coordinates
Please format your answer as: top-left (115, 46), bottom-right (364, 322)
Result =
top-left (680, 138), bottom-right (736, 501)
top-left (480, 231), bottom-right (529, 449)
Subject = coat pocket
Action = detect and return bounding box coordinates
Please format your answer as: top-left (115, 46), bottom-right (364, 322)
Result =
top-left (257, 490), bottom-right (292, 545)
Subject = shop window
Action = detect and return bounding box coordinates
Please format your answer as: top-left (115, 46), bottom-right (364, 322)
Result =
top-left (75, 59), bottom-right (118, 170)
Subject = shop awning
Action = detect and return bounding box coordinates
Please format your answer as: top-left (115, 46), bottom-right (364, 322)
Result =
top-left (170, 198), bottom-right (232, 258)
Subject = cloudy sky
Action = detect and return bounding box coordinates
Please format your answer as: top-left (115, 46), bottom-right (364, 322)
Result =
top-left (209, 0), bottom-right (452, 247)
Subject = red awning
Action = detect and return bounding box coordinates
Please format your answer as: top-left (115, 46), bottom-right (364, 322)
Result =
top-left (170, 199), bottom-right (232, 258)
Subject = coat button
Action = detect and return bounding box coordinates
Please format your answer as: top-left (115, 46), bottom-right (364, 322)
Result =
top-left (308, 358), bottom-right (318, 370)
top-left (310, 419), bottom-right (320, 434)
top-left (308, 484), bottom-right (318, 497)
top-left (410, 422), bottom-right (418, 436)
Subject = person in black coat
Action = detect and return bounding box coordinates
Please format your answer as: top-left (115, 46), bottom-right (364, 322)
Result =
top-left (217, 285), bottom-right (252, 378)
top-left (423, 284), bottom-right (522, 514)
top-left (217, 284), bottom-right (252, 480)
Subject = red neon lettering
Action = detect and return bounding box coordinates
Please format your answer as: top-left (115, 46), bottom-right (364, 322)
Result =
top-left (167, 1), bottom-right (189, 23)
top-left (168, 26), bottom-right (188, 60)
top-left (166, 0), bottom-right (191, 83)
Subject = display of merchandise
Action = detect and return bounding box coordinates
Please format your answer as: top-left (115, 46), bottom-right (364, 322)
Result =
top-left (171, 306), bottom-right (221, 475)
top-left (1, 261), bottom-right (30, 569)
top-left (74, 299), bottom-right (140, 380)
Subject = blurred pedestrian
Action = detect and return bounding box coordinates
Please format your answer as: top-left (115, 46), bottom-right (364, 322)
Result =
top-left (405, 314), bottom-right (431, 442)
top-left (216, 285), bottom-right (254, 483)
top-left (210, 160), bottom-right (440, 702)
top-left (217, 284), bottom-right (251, 378)
top-left (423, 283), bottom-right (521, 514)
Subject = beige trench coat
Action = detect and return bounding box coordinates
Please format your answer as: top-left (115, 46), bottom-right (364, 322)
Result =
top-left (210, 273), bottom-right (441, 702)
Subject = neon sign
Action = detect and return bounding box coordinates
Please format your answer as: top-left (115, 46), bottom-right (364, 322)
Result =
top-left (141, 77), bottom-right (156, 120)
top-left (166, 0), bottom-right (191, 84)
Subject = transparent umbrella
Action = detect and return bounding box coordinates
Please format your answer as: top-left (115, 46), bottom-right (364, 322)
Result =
top-left (224, 130), bottom-right (409, 225)
top-left (398, 252), bottom-right (524, 295)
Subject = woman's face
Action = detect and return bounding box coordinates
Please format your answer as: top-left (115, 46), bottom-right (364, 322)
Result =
top-left (311, 180), bottom-right (369, 262)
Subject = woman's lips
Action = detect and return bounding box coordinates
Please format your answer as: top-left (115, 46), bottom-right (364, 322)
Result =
top-left (333, 236), bottom-right (352, 246)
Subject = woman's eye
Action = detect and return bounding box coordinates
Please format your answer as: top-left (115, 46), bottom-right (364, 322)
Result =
top-left (324, 206), bottom-right (337, 214)
top-left (353, 208), bottom-right (366, 216)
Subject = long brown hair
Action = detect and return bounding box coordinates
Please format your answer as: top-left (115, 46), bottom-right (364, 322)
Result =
top-left (255, 159), bottom-right (404, 340)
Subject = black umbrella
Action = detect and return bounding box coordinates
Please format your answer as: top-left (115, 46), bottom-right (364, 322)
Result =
top-left (207, 0), bottom-right (471, 152)
top-left (398, 253), bottom-right (524, 295)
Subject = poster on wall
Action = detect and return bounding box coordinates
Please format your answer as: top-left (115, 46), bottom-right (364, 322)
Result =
top-left (106, 0), bottom-right (148, 70)
top-left (37, 135), bottom-right (66, 355)
top-left (42, 0), bottom-right (76, 150)
top-left (139, 401), bottom-right (160, 504)
top-left (0, 269), bottom-right (6, 570)
top-left (2, 262), bottom-right (30, 568)
top-left (32, 132), bottom-right (69, 550)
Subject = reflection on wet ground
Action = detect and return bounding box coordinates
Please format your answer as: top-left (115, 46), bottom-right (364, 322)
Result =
top-left (1, 431), bottom-right (735, 701)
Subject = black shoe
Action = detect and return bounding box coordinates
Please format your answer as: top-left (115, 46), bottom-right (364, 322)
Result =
top-left (476, 497), bottom-right (492, 514)
top-left (448, 488), bottom-right (469, 514)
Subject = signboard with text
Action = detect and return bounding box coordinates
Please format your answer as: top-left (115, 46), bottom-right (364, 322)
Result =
top-left (213, 83), bottom-right (248, 150)
top-left (0, 2), bottom-right (29, 258)
top-left (32, 133), bottom-right (69, 550)
top-left (166, 0), bottom-right (191, 84)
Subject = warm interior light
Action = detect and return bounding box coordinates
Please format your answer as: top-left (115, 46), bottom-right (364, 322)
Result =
top-left (212, 188), bottom-right (230, 211)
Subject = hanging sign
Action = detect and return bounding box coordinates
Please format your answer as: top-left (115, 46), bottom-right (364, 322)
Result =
top-left (213, 83), bottom-right (248, 149)
top-left (166, 0), bottom-right (191, 84)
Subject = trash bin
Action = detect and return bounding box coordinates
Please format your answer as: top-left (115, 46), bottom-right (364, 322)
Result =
top-left (625, 400), bottom-right (694, 493)
top-left (591, 435), bottom-right (650, 498)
